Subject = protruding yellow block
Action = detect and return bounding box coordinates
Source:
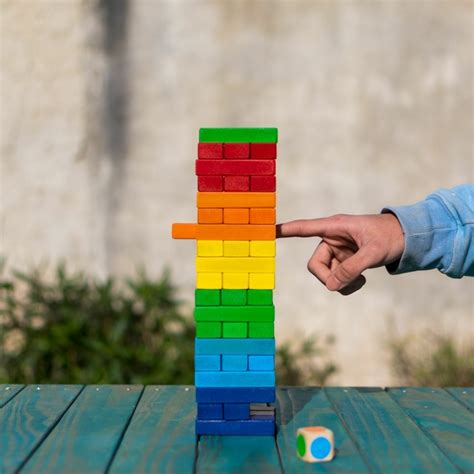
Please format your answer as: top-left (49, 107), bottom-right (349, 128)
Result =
top-left (249, 273), bottom-right (275, 289)
top-left (196, 257), bottom-right (275, 273)
top-left (197, 273), bottom-right (222, 289)
top-left (223, 241), bottom-right (250, 257)
top-left (250, 241), bottom-right (275, 257)
top-left (197, 240), bottom-right (224, 257)
top-left (223, 273), bottom-right (249, 289)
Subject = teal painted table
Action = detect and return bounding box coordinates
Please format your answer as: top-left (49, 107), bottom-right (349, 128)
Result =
top-left (1, 385), bottom-right (473, 473)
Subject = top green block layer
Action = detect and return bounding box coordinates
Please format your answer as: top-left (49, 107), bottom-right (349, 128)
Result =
top-left (199, 128), bottom-right (278, 143)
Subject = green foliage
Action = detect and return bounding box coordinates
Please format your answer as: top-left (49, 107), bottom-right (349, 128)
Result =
top-left (0, 263), bottom-right (338, 386)
top-left (390, 333), bottom-right (474, 386)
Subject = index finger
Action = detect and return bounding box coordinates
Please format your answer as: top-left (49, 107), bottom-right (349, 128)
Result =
top-left (277, 218), bottom-right (333, 238)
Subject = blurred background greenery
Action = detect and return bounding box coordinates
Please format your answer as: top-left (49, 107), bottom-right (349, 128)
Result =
top-left (1, 263), bottom-right (472, 386)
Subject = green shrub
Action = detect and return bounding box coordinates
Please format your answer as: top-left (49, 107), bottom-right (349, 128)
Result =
top-left (389, 333), bottom-right (474, 386)
top-left (0, 263), bottom-right (338, 385)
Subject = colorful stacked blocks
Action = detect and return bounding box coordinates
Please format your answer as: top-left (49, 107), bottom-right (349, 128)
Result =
top-left (172, 127), bottom-right (277, 436)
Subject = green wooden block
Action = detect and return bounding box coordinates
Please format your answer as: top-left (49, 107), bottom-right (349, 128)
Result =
top-left (196, 322), bottom-right (222, 338)
top-left (247, 290), bottom-right (273, 305)
top-left (223, 322), bottom-right (248, 338)
top-left (221, 290), bottom-right (247, 306)
top-left (195, 289), bottom-right (220, 306)
top-left (195, 306), bottom-right (274, 322)
top-left (249, 322), bottom-right (274, 338)
top-left (199, 128), bottom-right (278, 143)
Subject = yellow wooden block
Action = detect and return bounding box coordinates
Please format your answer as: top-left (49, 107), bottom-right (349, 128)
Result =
top-left (197, 240), bottom-right (224, 257)
top-left (196, 257), bottom-right (275, 273)
top-left (249, 241), bottom-right (275, 257)
top-left (223, 241), bottom-right (249, 257)
top-left (249, 273), bottom-right (275, 289)
top-left (196, 273), bottom-right (222, 289)
top-left (223, 273), bottom-right (249, 289)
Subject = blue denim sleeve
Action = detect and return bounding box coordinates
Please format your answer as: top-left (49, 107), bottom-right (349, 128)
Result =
top-left (382, 184), bottom-right (474, 278)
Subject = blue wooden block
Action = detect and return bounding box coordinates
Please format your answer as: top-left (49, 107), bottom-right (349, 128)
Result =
top-left (222, 355), bottom-right (247, 371)
top-left (224, 403), bottom-right (250, 420)
top-left (195, 338), bottom-right (275, 355)
top-left (248, 355), bottom-right (274, 371)
top-left (195, 371), bottom-right (275, 388)
top-left (195, 355), bottom-right (221, 372)
top-left (197, 403), bottom-right (223, 420)
top-left (196, 419), bottom-right (275, 436)
top-left (196, 387), bottom-right (275, 403)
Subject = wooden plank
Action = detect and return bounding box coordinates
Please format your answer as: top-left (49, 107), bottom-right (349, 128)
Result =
top-left (446, 387), bottom-right (474, 412)
top-left (0, 384), bottom-right (82, 473)
top-left (276, 387), bottom-right (369, 473)
top-left (325, 387), bottom-right (458, 473)
top-left (389, 387), bottom-right (474, 473)
top-left (21, 385), bottom-right (143, 473)
top-left (0, 383), bottom-right (24, 408)
top-left (109, 386), bottom-right (196, 473)
top-left (196, 436), bottom-right (281, 473)
top-left (199, 128), bottom-right (278, 143)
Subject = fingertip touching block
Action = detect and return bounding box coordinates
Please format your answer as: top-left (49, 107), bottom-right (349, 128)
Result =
top-left (195, 289), bottom-right (220, 306)
top-left (198, 208), bottom-right (223, 224)
top-left (195, 354), bottom-right (221, 371)
top-left (249, 355), bottom-right (274, 371)
top-left (224, 403), bottom-right (250, 420)
top-left (224, 176), bottom-right (249, 192)
top-left (198, 176), bottom-right (223, 192)
top-left (197, 192), bottom-right (275, 209)
top-left (297, 427), bottom-right (335, 463)
top-left (249, 273), bottom-right (275, 289)
top-left (221, 289), bottom-right (247, 305)
top-left (224, 143), bottom-right (250, 159)
top-left (250, 240), bottom-right (275, 257)
top-left (249, 322), bottom-right (274, 338)
top-left (249, 208), bottom-right (276, 224)
top-left (250, 143), bottom-right (277, 159)
top-left (172, 223), bottom-right (197, 239)
top-left (197, 272), bottom-right (222, 289)
top-left (196, 321), bottom-right (222, 338)
top-left (197, 403), bottom-right (223, 420)
top-left (222, 355), bottom-right (248, 371)
top-left (197, 240), bottom-right (223, 256)
top-left (250, 175), bottom-right (276, 192)
top-left (195, 160), bottom-right (275, 176)
top-left (223, 322), bottom-right (248, 338)
top-left (223, 208), bottom-right (249, 224)
top-left (198, 143), bottom-right (223, 159)
top-left (223, 273), bottom-right (249, 289)
top-left (247, 289), bottom-right (273, 305)
top-left (223, 241), bottom-right (249, 257)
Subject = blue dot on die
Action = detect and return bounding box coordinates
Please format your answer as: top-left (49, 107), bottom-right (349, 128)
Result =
top-left (310, 437), bottom-right (331, 459)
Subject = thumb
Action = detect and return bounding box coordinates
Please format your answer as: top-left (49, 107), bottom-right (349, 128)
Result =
top-left (326, 247), bottom-right (374, 291)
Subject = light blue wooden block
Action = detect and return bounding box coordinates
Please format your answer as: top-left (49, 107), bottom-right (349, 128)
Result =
top-left (195, 338), bottom-right (275, 355)
top-left (249, 355), bottom-right (274, 371)
top-left (222, 355), bottom-right (248, 371)
top-left (195, 371), bottom-right (275, 387)
top-left (195, 355), bottom-right (221, 372)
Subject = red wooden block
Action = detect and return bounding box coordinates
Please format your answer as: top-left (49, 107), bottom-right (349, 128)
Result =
top-left (224, 143), bottom-right (250, 159)
top-left (250, 176), bottom-right (276, 192)
top-left (224, 176), bottom-right (250, 192)
top-left (198, 143), bottom-right (223, 159)
top-left (198, 176), bottom-right (223, 192)
top-left (250, 143), bottom-right (277, 160)
top-left (195, 160), bottom-right (275, 176)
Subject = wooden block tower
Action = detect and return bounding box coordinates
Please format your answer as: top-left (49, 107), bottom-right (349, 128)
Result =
top-left (172, 127), bottom-right (277, 435)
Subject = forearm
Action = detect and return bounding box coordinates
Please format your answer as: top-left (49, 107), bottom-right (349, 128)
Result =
top-left (382, 184), bottom-right (474, 278)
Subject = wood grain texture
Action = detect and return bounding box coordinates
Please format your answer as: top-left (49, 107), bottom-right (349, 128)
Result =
top-left (0, 384), bottom-right (82, 474)
top-left (325, 387), bottom-right (458, 474)
top-left (21, 385), bottom-right (142, 474)
top-left (276, 387), bottom-right (369, 473)
top-left (389, 387), bottom-right (474, 472)
top-left (109, 386), bottom-right (196, 473)
top-left (197, 435), bottom-right (281, 473)
top-left (446, 387), bottom-right (474, 412)
top-left (0, 383), bottom-right (24, 408)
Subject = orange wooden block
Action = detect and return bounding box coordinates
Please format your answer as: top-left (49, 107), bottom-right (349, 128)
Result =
top-left (198, 208), bottom-right (223, 224)
top-left (249, 208), bottom-right (276, 224)
top-left (223, 208), bottom-right (249, 224)
top-left (197, 192), bottom-right (275, 209)
top-left (198, 224), bottom-right (274, 240)
top-left (172, 223), bottom-right (197, 239)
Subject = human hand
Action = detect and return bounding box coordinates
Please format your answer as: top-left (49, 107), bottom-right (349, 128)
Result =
top-left (277, 213), bottom-right (405, 295)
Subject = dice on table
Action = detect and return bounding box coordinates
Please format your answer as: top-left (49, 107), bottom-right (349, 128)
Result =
top-left (296, 426), bottom-right (334, 463)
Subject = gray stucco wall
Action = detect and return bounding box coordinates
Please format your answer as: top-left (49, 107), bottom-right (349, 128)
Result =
top-left (1, 0), bottom-right (473, 384)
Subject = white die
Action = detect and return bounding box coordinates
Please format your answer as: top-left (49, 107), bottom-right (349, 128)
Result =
top-left (296, 426), bottom-right (334, 463)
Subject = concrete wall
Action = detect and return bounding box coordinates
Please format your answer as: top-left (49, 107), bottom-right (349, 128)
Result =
top-left (1, 0), bottom-right (473, 385)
